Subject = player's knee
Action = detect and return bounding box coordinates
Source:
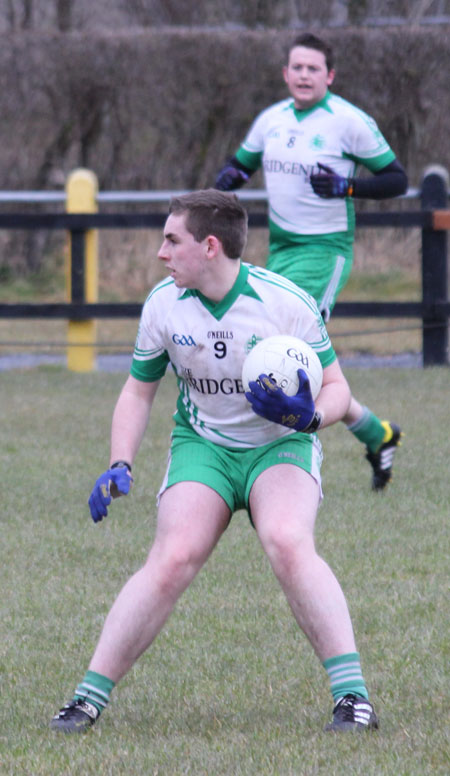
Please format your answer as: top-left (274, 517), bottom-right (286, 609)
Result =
top-left (147, 542), bottom-right (205, 594)
top-left (262, 523), bottom-right (314, 570)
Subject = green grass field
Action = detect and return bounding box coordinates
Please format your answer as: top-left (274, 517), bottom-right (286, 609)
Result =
top-left (1, 366), bottom-right (449, 775)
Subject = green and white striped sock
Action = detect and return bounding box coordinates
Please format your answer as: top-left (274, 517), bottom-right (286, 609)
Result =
top-left (347, 406), bottom-right (386, 453)
top-left (74, 670), bottom-right (115, 714)
top-left (323, 652), bottom-right (369, 702)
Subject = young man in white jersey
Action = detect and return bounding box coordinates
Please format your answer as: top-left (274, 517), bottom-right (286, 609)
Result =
top-left (51, 190), bottom-right (378, 735)
top-left (215, 33), bottom-right (408, 491)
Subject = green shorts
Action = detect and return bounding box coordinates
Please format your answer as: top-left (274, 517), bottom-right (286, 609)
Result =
top-left (157, 424), bottom-right (323, 521)
top-left (267, 240), bottom-right (353, 321)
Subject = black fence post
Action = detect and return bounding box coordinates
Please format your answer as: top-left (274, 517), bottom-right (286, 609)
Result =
top-left (70, 230), bottom-right (86, 304)
top-left (421, 165), bottom-right (449, 366)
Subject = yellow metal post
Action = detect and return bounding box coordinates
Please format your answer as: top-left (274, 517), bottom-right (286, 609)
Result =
top-left (65, 169), bottom-right (98, 371)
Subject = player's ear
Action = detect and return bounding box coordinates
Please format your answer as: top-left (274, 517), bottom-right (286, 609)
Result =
top-left (327, 68), bottom-right (336, 87)
top-left (282, 65), bottom-right (289, 85)
top-left (205, 234), bottom-right (221, 258)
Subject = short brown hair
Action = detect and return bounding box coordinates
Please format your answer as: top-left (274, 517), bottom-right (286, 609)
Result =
top-left (288, 33), bottom-right (334, 71)
top-left (169, 189), bottom-right (248, 259)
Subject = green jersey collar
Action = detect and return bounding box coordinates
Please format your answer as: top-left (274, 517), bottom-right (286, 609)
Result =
top-left (180, 262), bottom-right (261, 320)
top-left (287, 90), bottom-right (334, 122)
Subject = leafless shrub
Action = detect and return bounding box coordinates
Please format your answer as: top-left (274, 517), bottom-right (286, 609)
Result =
top-left (0, 25), bottom-right (448, 275)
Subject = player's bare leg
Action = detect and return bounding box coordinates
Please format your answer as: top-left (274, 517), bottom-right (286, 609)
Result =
top-left (250, 464), bottom-right (356, 660)
top-left (89, 482), bottom-right (230, 681)
top-left (51, 483), bottom-right (230, 732)
top-left (250, 463), bottom-right (378, 731)
top-left (342, 394), bottom-right (363, 426)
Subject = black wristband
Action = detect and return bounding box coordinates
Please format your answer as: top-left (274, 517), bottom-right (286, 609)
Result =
top-left (110, 460), bottom-right (132, 472)
top-left (303, 411), bottom-right (323, 434)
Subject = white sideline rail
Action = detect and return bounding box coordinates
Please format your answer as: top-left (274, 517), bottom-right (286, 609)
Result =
top-left (0, 188), bottom-right (424, 204)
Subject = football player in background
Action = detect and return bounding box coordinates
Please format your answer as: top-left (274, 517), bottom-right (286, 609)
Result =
top-left (215, 32), bottom-right (408, 490)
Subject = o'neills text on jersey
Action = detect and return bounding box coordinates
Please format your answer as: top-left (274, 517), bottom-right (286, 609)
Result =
top-left (207, 331), bottom-right (234, 340)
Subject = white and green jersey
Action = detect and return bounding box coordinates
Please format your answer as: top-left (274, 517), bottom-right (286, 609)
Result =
top-left (131, 262), bottom-right (335, 449)
top-left (236, 91), bottom-right (396, 244)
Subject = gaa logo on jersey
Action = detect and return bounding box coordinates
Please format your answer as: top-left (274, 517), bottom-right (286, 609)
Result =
top-left (172, 333), bottom-right (197, 346)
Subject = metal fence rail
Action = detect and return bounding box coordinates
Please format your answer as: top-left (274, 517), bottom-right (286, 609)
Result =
top-left (0, 188), bottom-right (424, 204)
top-left (0, 172), bottom-right (448, 367)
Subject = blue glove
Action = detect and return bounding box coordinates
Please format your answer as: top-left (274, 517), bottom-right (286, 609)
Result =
top-left (245, 369), bottom-right (318, 432)
top-left (88, 466), bottom-right (133, 523)
top-left (215, 162), bottom-right (249, 191)
top-left (310, 163), bottom-right (352, 198)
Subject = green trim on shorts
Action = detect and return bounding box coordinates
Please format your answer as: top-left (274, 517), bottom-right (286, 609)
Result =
top-left (158, 425), bottom-right (323, 522)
